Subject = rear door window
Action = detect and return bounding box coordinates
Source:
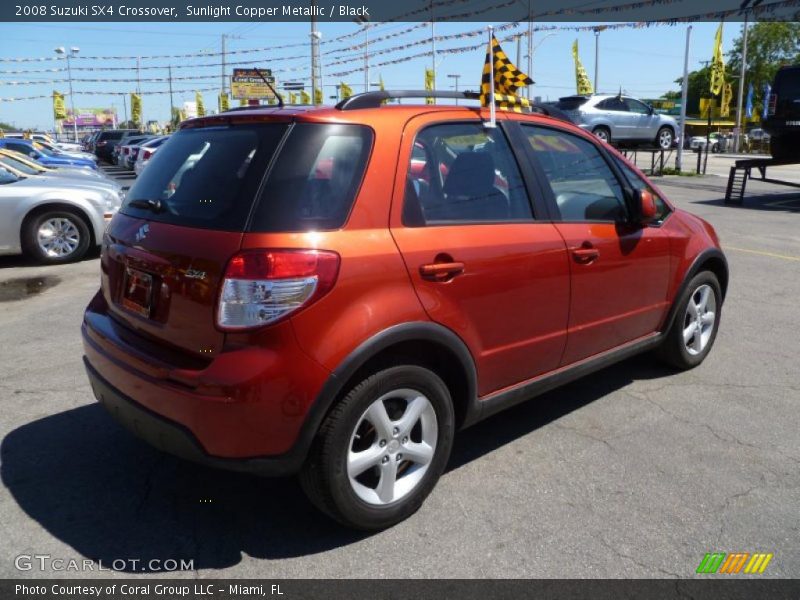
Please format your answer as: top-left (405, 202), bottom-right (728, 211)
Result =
top-left (402, 122), bottom-right (532, 225)
top-left (121, 124), bottom-right (288, 230)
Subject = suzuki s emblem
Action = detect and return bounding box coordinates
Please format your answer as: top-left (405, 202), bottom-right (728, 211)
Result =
top-left (134, 223), bottom-right (149, 242)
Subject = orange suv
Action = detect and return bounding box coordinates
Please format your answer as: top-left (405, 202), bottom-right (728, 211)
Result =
top-left (82, 91), bottom-right (727, 529)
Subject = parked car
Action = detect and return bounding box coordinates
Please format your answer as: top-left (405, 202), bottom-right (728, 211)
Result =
top-left (748, 128), bottom-right (770, 142)
top-left (555, 94), bottom-right (679, 149)
top-left (0, 151), bottom-right (122, 194)
top-left (119, 135), bottom-right (156, 169)
top-left (93, 129), bottom-right (140, 163)
top-left (0, 148), bottom-right (115, 185)
top-left (133, 135), bottom-right (170, 176)
top-left (0, 138), bottom-right (97, 170)
top-left (5, 132), bottom-right (83, 153)
top-left (82, 92), bottom-right (727, 530)
top-left (690, 132), bottom-right (722, 152)
top-left (0, 165), bottom-right (122, 263)
top-left (31, 139), bottom-right (98, 163)
top-left (764, 64), bottom-right (800, 160)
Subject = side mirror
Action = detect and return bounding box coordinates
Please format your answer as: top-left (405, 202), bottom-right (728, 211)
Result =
top-left (639, 189), bottom-right (658, 223)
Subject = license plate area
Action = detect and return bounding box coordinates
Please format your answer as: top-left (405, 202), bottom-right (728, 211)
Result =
top-left (121, 267), bottom-right (154, 317)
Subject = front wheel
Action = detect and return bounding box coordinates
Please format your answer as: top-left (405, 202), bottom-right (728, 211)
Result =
top-left (593, 126), bottom-right (611, 144)
top-left (300, 365), bottom-right (455, 530)
top-left (657, 271), bottom-right (722, 370)
top-left (22, 210), bottom-right (91, 264)
top-left (656, 127), bottom-right (673, 150)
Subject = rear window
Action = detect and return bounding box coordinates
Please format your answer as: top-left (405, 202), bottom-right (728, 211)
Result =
top-left (555, 96), bottom-right (589, 111)
top-left (121, 122), bottom-right (372, 233)
top-left (250, 123), bottom-right (373, 232)
top-left (99, 131), bottom-right (126, 141)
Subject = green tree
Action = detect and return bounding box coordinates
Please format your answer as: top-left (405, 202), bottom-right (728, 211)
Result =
top-left (727, 22), bottom-right (800, 120)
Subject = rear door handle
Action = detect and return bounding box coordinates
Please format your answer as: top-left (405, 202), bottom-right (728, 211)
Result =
top-left (572, 246), bottom-right (599, 264)
top-left (420, 261), bottom-right (465, 281)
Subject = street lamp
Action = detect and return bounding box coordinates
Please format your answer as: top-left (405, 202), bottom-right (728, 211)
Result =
top-left (447, 74), bottom-right (461, 104)
top-left (55, 46), bottom-right (79, 142)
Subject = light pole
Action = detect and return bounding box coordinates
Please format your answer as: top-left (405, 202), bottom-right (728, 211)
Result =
top-left (55, 46), bottom-right (79, 142)
top-left (734, 6), bottom-right (751, 152)
top-left (593, 28), bottom-right (601, 93)
top-left (447, 74), bottom-right (461, 104)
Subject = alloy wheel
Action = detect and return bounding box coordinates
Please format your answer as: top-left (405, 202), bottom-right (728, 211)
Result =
top-left (37, 217), bottom-right (81, 258)
top-left (683, 284), bottom-right (716, 355)
top-left (658, 129), bottom-right (673, 149)
top-left (347, 388), bottom-right (438, 506)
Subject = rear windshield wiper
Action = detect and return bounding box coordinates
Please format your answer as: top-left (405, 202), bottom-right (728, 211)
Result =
top-left (127, 198), bottom-right (163, 212)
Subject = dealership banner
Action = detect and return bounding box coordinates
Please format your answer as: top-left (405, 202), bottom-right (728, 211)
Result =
top-left (62, 107), bottom-right (117, 127)
top-left (3, 579), bottom-right (800, 599)
top-left (2, 0), bottom-right (797, 22)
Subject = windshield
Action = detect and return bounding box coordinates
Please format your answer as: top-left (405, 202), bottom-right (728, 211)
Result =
top-left (33, 142), bottom-right (56, 157)
top-left (0, 167), bottom-right (19, 184)
top-left (0, 155), bottom-right (39, 175)
top-left (0, 149), bottom-right (50, 170)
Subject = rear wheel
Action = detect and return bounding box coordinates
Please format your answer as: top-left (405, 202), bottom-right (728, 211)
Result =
top-left (22, 209), bottom-right (91, 264)
top-left (657, 271), bottom-right (721, 370)
top-left (300, 365), bottom-right (455, 530)
top-left (593, 126), bottom-right (611, 144)
top-left (656, 127), bottom-right (673, 150)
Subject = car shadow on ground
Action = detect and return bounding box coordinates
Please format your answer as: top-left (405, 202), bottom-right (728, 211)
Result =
top-left (0, 248), bottom-right (101, 271)
top-left (691, 190), bottom-right (800, 212)
top-left (1, 354), bottom-right (674, 572)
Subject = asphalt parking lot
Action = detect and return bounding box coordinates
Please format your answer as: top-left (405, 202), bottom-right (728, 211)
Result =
top-left (1, 160), bottom-right (798, 579)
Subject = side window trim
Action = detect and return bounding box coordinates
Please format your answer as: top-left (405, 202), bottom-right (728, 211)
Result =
top-left (519, 123), bottom-right (637, 224)
top-left (401, 119), bottom-right (536, 227)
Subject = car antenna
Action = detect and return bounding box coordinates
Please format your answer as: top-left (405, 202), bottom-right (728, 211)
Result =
top-left (253, 68), bottom-right (283, 109)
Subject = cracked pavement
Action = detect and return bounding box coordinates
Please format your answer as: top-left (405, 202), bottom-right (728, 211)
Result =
top-left (0, 166), bottom-right (798, 579)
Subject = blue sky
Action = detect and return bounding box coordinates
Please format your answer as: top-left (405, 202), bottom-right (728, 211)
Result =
top-left (0, 20), bottom-right (742, 130)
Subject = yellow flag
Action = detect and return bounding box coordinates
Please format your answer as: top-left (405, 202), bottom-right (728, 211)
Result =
top-left (288, 92), bottom-right (297, 104)
top-left (720, 82), bottom-right (733, 117)
top-left (481, 35), bottom-right (534, 112)
top-left (572, 40), bottom-right (593, 95)
top-left (314, 87), bottom-right (323, 105)
top-left (710, 22), bottom-right (725, 96)
top-left (239, 97), bottom-right (247, 107)
top-left (130, 93), bottom-right (142, 124)
top-left (425, 67), bottom-right (435, 104)
top-left (340, 82), bottom-right (353, 100)
top-left (218, 92), bottom-right (229, 112)
top-left (196, 91), bottom-right (205, 117)
top-left (52, 91), bottom-right (67, 120)
top-left (300, 90), bottom-right (311, 104)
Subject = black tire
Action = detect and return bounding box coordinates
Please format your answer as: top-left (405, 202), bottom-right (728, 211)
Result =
top-left (22, 209), bottom-right (92, 265)
top-left (655, 126), bottom-right (673, 150)
top-left (299, 365), bottom-right (455, 530)
top-left (593, 126), bottom-right (611, 144)
top-left (657, 271), bottom-right (722, 370)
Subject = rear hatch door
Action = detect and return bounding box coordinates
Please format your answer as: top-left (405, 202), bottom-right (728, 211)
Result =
top-left (101, 120), bottom-right (290, 358)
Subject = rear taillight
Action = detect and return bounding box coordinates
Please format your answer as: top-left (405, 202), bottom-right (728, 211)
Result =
top-left (768, 93), bottom-right (777, 116)
top-left (142, 149), bottom-right (153, 160)
top-left (123, 147), bottom-right (130, 154)
top-left (217, 249), bottom-right (340, 330)
top-left (96, 140), bottom-right (107, 147)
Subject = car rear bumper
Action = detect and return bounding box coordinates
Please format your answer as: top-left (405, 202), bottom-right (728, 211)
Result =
top-left (81, 292), bottom-right (332, 475)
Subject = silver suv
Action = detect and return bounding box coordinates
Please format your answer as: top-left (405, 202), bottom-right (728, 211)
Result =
top-left (555, 94), bottom-right (678, 149)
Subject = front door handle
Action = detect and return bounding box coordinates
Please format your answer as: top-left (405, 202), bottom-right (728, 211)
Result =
top-left (572, 244), bottom-right (599, 264)
top-left (420, 261), bottom-right (465, 281)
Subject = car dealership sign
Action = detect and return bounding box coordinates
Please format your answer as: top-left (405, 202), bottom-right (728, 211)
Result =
top-left (231, 68), bottom-right (276, 100)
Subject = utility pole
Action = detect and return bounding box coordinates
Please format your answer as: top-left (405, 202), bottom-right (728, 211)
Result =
top-left (734, 12), bottom-right (750, 152)
top-left (168, 64), bottom-right (175, 126)
top-left (430, 0), bottom-right (436, 93)
top-left (310, 0), bottom-right (322, 104)
top-left (527, 0), bottom-right (533, 98)
top-left (593, 28), bottom-right (601, 93)
top-left (136, 56), bottom-right (142, 129)
top-left (516, 34), bottom-right (522, 68)
top-left (221, 34), bottom-right (227, 96)
top-left (676, 25), bottom-right (692, 172)
top-left (54, 46), bottom-right (79, 142)
top-left (122, 93), bottom-right (128, 127)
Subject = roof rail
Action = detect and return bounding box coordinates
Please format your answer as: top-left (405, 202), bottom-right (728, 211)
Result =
top-left (334, 89), bottom-right (572, 123)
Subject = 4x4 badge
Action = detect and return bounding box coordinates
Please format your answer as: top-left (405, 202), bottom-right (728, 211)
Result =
top-left (134, 223), bottom-right (149, 242)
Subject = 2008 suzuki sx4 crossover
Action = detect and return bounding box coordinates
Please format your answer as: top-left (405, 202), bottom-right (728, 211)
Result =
top-left (83, 92), bottom-right (727, 530)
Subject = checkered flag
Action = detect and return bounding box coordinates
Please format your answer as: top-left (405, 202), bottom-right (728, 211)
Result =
top-left (480, 36), bottom-right (533, 113)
